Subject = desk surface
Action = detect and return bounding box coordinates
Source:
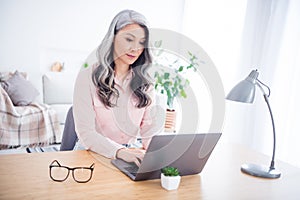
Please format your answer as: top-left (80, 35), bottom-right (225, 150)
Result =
top-left (0, 140), bottom-right (299, 200)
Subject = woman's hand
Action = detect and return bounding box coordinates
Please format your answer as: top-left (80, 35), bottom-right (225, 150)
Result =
top-left (116, 148), bottom-right (146, 167)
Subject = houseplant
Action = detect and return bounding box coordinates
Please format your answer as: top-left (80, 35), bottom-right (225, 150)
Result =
top-left (153, 40), bottom-right (198, 132)
top-left (161, 166), bottom-right (181, 190)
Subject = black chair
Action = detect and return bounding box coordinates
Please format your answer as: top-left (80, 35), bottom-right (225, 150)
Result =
top-left (60, 107), bottom-right (78, 151)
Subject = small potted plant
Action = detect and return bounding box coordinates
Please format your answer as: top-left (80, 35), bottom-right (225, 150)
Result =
top-left (161, 166), bottom-right (181, 190)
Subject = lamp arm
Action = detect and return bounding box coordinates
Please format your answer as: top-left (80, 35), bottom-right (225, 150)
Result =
top-left (257, 79), bottom-right (271, 97)
top-left (257, 79), bottom-right (276, 169)
top-left (263, 94), bottom-right (277, 170)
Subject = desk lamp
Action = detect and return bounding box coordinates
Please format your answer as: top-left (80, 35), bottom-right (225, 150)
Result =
top-left (226, 69), bottom-right (281, 179)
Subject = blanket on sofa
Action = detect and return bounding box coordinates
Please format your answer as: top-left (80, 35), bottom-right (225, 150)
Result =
top-left (0, 87), bottom-right (60, 149)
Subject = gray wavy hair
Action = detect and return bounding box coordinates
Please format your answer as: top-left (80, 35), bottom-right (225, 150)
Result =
top-left (92, 9), bottom-right (153, 108)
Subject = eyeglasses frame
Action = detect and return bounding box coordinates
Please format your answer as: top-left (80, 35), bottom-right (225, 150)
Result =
top-left (49, 160), bottom-right (95, 183)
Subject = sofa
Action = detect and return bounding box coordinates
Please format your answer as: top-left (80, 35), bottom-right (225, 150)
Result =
top-left (42, 71), bottom-right (77, 141)
top-left (0, 70), bottom-right (77, 149)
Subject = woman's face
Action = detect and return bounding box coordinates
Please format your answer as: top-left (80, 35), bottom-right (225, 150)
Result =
top-left (113, 23), bottom-right (146, 66)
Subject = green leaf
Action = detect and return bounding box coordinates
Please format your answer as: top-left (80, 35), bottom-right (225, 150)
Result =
top-left (174, 80), bottom-right (178, 88)
top-left (164, 72), bottom-right (170, 79)
top-left (185, 79), bottom-right (190, 85)
top-left (180, 90), bottom-right (187, 98)
top-left (157, 75), bottom-right (163, 84)
top-left (163, 82), bottom-right (170, 89)
top-left (166, 90), bottom-right (172, 100)
top-left (154, 40), bottom-right (162, 48)
top-left (178, 66), bottom-right (184, 72)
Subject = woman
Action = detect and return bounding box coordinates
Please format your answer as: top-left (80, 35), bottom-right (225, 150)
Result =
top-left (73, 10), bottom-right (165, 166)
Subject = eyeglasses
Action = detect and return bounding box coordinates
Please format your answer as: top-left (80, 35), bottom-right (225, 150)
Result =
top-left (49, 160), bottom-right (95, 183)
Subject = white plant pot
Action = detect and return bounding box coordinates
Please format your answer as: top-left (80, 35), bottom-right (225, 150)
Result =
top-left (161, 173), bottom-right (181, 190)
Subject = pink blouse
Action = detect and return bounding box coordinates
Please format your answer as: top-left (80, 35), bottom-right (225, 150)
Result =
top-left (73, 65), bottom-right (165, 158)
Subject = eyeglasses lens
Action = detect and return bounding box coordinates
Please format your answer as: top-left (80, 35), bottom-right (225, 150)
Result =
top-left (73, 168), bottom-right (92, 182)
top-left (51, 166), bottom-right (69, 181)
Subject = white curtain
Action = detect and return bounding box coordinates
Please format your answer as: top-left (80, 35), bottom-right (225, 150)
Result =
top-left (270, 0), bottom-right (300, 167)
top-left (183, 0), bottom-right (300, 167)
top-left (231, 0), bottom-right (300, 167)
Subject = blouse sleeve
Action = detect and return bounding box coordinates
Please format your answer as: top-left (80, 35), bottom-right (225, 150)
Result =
top-left (73, 66), bottom-right (124, 158)
top-left (139, 87), bottom-right (166, 149)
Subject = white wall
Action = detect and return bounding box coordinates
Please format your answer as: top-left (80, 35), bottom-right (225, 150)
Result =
top-left (0, 0), bottom-right (185, 102)
top-left (182, 0), bottom-right (248, 136)
top-left (182, 0), bottom-right (247, 93)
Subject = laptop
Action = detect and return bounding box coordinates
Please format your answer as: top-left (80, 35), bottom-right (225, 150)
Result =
top-left (111, 133), bottom-right (221, 181)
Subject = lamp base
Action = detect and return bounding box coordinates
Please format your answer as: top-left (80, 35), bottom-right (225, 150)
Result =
top-left (241, 163), bottom-right (281, 179)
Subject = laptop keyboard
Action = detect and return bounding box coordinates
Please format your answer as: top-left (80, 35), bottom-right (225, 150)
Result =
top-left (124, 164), bottom-right (139, 176)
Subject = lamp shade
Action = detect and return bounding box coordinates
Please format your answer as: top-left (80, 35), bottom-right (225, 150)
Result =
top-left (226, 70), bottom-right (259, 103)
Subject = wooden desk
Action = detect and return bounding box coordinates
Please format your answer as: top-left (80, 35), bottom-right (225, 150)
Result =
top-left (0, 140), bottom-right (299, 200)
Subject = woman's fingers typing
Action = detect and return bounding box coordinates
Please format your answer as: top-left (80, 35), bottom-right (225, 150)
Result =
top-left (116, 148), bottom-right (145, 166)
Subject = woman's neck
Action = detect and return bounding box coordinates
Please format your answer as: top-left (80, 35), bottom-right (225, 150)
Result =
top-left (114, 63), bottom-right (130, 82)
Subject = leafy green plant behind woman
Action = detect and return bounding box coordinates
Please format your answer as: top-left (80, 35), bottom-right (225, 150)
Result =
top-left (153, 40), bottom-right (198, 109)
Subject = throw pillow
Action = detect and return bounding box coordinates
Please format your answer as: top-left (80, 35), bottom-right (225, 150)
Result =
top-left (2, 71), bottom-right (39, 106)
top-left (43, 72), bottom-right (76, 104)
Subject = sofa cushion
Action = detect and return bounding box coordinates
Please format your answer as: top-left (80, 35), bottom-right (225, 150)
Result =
top-left (43, 72), bottom-right (76, 104)
top-left (50, 104), bottom-right (72, 125)
top-left (1, 71), bottom-right (39, 106)
top-left (0, 71), bottom-right (28, 81)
